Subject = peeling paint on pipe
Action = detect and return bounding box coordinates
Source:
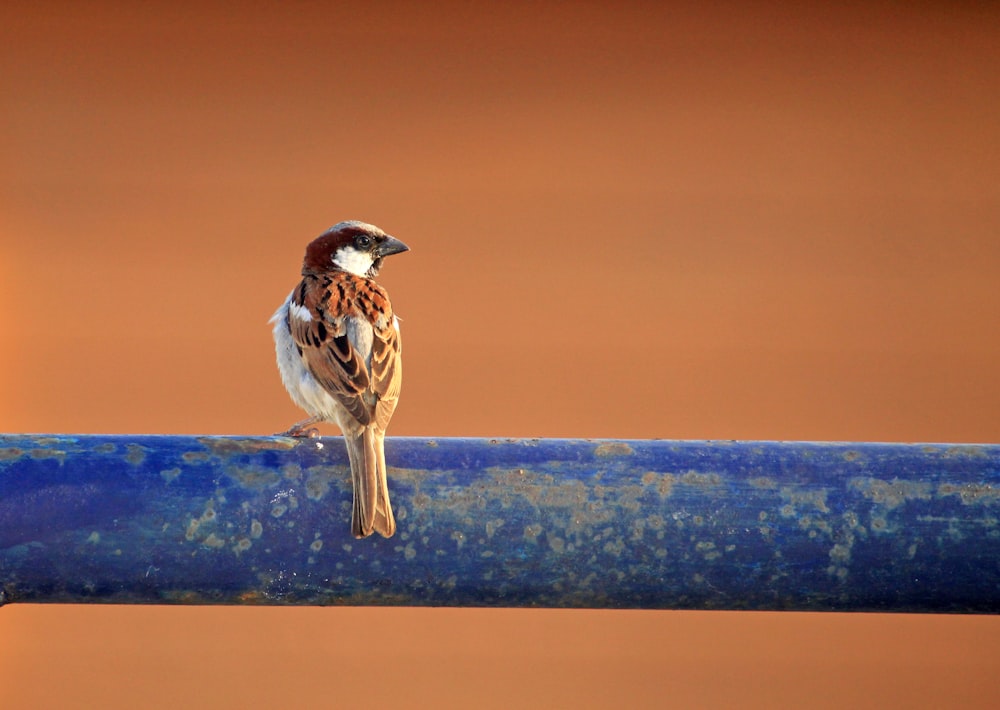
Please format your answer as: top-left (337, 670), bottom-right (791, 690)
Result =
top-left (1, 435), bottom-right (998, 611)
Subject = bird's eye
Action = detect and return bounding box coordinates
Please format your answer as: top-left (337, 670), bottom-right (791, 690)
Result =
top-left (355, 235), bottom-right (372, 249)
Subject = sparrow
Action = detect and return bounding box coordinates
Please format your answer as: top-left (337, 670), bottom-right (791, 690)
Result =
top-left (271, 221), bottom-right (408, 538)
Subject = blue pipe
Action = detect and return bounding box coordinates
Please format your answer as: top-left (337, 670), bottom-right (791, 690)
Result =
top-left (1, 435), bottom-right (998, 611)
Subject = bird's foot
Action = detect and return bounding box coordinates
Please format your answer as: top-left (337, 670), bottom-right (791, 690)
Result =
top-left (281, 426), bottom-right (320, 438)
top-left (276, 417), bottom-right (323, 438)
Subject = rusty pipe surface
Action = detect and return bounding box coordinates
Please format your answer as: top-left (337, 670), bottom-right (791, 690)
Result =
top-left (1, 435), bottom-right (998, 611)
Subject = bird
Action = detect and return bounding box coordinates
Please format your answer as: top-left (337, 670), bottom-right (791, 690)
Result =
top-left (271, 221), bottom-right (408, 538)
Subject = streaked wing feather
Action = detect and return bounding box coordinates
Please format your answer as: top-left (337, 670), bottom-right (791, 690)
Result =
top-left (288, 277), bottom-right (373, 426)
top-left (370, 322), bottom-right (402, 431)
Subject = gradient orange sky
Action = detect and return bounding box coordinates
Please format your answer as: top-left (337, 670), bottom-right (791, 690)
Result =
top-left (2, 2), bottom-right (999, 707)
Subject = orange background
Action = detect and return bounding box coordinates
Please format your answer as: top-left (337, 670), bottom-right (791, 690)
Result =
top-left (2, 1), bottom-right (999, 707)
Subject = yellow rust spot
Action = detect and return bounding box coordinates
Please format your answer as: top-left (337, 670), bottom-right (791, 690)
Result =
top-left (160, 467), bottom-right (182, 484)
top-left (227, 465), bottom-right (281, 489)
top-left (310, 539), bottom-right (323, 552)
top-left (938, 482), bottom-right (1000, 505)
top-left (549, 536), bottom-right (566, 553)
top-left (202, 533), bottom-right (226, 548)
top-left (157, 590), bottom-right (204, 603)
top-left (679, 471), bottom-right (722, 487)
top-left (87, 531), bottom-right (101, 544)
top-left (305, 466), bottom-right (340, 501)
top-left (842, 450), bottom-right (863, 462)
top-left (485, 519), bottom-right (504, 538)
top-left (850, 477), bottom-right (932, 509)
top-left (197, 437), bottom-right (297, 456)
top-left (0, 448), bottom-right (25, 461)
top-left (594, 441), bottom-right (634, 457)
top-left (306, 478), bottom-right (330, 501)
top-left (389, 466), bottom-right (433, 484)
top-left (185, 518), bottom-right (200, 540)
top-left (250, 520), bottom-right (263, 538)
top-left (944, 446), bottom-right (989, 459)
top-left (200, 499), bottom-right (217, 523)
top-left (233, 537), bottom-right (252, 554)
top-left (33, 437), bottom-right (70, 446)
top-left (749, 477), bottom-right (777, 490)
top-left (829, 543), bottom-right (851, 564)
top-left (404, 544), bottom-right (417, 560)
top-left (631, 518), bottom-right (646, 542)
top-left (780, 487), bottom-right (829, 513)
top-left (94, 443), bottom-right (116, 454)
top-left (182, 451), bottom-right (211, 464)
top-left (124, 444), bottom-right (147, 466)
top-left (29, 448), bottom-right (67, 463)
top-left (524, 524), bottom-right (543, 543)
top-left (602, 537), bottom-right (625, 556)
top-left (641, 471), bottom-right (675, 498)
top-left (484, 468), bottom-right (598, 511)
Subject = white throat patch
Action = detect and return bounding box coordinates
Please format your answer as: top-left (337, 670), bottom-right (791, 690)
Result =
top-left (333, 246), bottom-right (374, 276)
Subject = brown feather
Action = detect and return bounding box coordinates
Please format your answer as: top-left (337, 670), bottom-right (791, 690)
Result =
top-left (287, 270), bottom-right (402, 537)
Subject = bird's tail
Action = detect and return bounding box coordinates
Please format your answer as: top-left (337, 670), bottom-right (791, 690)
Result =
top-left (347, 427), bottom-right (396, 538)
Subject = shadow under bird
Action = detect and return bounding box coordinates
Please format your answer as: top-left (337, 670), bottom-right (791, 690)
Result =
top-left (271, 221), bottom-right (408, 538)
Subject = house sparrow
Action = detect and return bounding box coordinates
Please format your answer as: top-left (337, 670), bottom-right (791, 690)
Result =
top-left (271, 221), bottom-right (408, 538)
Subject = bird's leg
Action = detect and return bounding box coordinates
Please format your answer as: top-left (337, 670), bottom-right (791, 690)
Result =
top-left (276, 415), bottom-right (323, 438)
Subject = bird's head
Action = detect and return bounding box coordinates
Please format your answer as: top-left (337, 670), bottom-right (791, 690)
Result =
top-left (302, 221), bottom-right (409, 277)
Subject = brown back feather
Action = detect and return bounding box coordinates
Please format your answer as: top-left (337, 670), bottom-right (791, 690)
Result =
top-left (289, 273), bottom-right (401, 430)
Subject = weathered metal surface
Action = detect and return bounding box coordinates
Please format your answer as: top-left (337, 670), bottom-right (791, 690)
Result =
top-left (1, 435), bottom-right (998, 611)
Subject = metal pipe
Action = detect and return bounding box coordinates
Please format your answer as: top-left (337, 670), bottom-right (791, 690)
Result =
top-left (1, 435), bottom-right (998, 611)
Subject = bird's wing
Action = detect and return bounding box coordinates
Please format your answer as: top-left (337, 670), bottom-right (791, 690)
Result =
top-left (287, 276), bottom-right (373, 426)
top-left (370, 314), bottom-right (402, 431)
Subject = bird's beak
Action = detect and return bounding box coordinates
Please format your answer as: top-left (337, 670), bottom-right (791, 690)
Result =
top-left (377, 236), bottom-right (410, 257)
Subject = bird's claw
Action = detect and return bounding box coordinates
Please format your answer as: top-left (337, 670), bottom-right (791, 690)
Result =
top-left (276, 425), bottom-right (321, 438)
